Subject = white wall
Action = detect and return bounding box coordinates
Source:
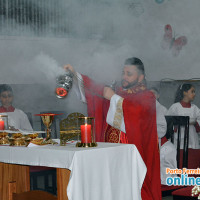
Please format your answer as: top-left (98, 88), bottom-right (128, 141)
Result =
top-left (0, 0), bottom-right (200, 129)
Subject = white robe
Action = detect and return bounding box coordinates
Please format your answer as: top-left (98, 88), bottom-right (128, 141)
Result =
top-left (160, 141), bottom-right (177, 185)
top-left (0, 108), bottom-right (33, 131)
top-left (167, 102), bottom-right (200, 149)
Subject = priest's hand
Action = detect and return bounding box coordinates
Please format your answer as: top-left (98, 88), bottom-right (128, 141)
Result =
top-left (103, 87), bottom-right (115, 100)
top-left (63, 64), bottom-right (75, 74)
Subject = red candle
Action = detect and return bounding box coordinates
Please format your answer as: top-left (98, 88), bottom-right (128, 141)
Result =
top-left (81, 124), bottom-right (91, 143)
top-left (0, 120), bottom-right (4, 130)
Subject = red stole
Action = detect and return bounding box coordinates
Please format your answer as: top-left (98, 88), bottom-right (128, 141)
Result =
top-left (123, 89), bottom-right (161, 200)
top-left (0, 106), bottom-right (15, 112)
top-left (82, 75), bottom-right (161, 200)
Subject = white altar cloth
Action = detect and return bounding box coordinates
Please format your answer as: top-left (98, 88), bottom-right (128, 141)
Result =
top-left (0, 142), bottom-right (146, 200)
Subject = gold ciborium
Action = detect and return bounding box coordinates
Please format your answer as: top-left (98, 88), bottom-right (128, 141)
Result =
top-left (35, 113), bottom-right (62, 145)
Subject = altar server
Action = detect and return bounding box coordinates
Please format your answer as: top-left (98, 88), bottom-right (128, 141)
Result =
top-left (64, 57), bottom-right (164, 200)
top-left (150, 87), bottom-right (167, 115)
top-left (0, 84), bottom-right (33, 131)
top-left (160, 126), bottom-right (177, 185)
top-left (167, 83), bottom-right (200, 149)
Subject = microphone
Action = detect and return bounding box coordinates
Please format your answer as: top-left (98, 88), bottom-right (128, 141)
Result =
top-left (105, 80), bottom-right (117, 92)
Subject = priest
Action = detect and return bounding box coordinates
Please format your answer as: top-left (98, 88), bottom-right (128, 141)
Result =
top-left (64, 57), bottom-right (165, 200)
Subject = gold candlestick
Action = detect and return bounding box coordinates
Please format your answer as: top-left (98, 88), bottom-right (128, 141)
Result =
top-left (35, 113), bottom-right (63, 145)
top-left (41, 114), bottom-right (53, 142)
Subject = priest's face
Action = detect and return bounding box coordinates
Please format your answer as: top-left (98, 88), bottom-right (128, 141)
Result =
top-left (0, 91), bottom-right (13, 108)
top-left (121, 65), bottom-right (144, 89)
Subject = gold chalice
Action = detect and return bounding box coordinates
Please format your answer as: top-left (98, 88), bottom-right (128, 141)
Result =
top-left (35, 113), bottom-right (63, 145)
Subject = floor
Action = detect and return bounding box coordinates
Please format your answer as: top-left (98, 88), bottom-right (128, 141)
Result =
top-left (162, 196), bottom-right (173, 200)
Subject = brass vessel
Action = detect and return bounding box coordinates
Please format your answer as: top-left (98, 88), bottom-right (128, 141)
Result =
top-left (0, 131), bottom-right (43, 147)
top-left (0, 132), bottom-right (8, 138)
top-left (25, 133), bottom-right (39, 139)
top-left (76, 142), bottom-right (98, 148)
top-left (41, 114), bottom-right (57, 144)
top-left (0, 132), bottom-right (9, 145)
top-left (9, 137), bottom-right (26, 146)
top-left (60, 130), bottom-right (81, 146)
top-left (35, 113), bottom-right (63, 145)
top-left (12, 133), bottom-right (23, 138)
top-left (76, 117), bottom-right (97, 148)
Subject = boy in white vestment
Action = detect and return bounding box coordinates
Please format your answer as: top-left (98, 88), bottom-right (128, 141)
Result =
top-left (149, 87), bottom-right (177, 184)
top-left (0, 84), bottom-right (33, 131)
top-left (160, 125), bottom-right (177, 185)
top-left (149, 87), bottom-right (168, 148)
top-left (167, 83), bottom-right (200, 149)
top-left (150, 87), bottom-right (167, 115)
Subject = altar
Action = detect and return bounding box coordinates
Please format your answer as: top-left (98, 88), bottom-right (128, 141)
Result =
top-left (0, 142), bottom-right (146, 200)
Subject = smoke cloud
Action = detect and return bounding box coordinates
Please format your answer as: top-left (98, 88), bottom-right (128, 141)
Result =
top-left (0, 0), bottom-right (200, 120)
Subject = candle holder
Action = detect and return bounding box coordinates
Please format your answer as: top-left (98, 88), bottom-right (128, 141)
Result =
top-left (0, 115), bottom-right (8, 130)
top-left (76, 117), bottom-right (97, 147)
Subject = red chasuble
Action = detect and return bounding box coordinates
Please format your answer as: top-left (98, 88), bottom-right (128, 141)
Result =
top-left (82, 74), bottom-right (161, 200)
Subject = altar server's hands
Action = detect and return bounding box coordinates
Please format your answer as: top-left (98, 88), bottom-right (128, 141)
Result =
top-left (103, 87), bottom-right (115, 100)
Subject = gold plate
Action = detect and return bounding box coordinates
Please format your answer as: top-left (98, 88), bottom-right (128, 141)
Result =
top-left (31, 138), bottom-right (45, 145)
top-left (12, 133), bottom-right (23, 138)
top-left (9, 137), bottom-right (26, 146)
top-left (0, 132), bottom-right (8, 138)
top-left (25, 133), bottom-right (39, 139)
top-left (0, 136), bottom-right (9, 145)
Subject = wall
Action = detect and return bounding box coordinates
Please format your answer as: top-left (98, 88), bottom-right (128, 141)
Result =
top-left (0, 0), bottom-right (200, 130)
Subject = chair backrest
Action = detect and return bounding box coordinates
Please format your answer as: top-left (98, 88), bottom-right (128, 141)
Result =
top-left (8, 181), bottom-right (57, 200)
top-left (165, 116), bottom-right (190, 169)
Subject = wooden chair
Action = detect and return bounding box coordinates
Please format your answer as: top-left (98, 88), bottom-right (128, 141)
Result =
top-left (165, 116), bottom-right (190, 169)
top-left (172, 149), bottom-right (200, 200)
top-left (168, 117), bottom-right (200, 200)
top-left (8, 181), bottom-right (57, 200)
top-left (172, 186), bottom-right (199, 200)
top-left (161, 116), bottom-right (190, 197)
top-left (30, 166), bottom-right (57, 195)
